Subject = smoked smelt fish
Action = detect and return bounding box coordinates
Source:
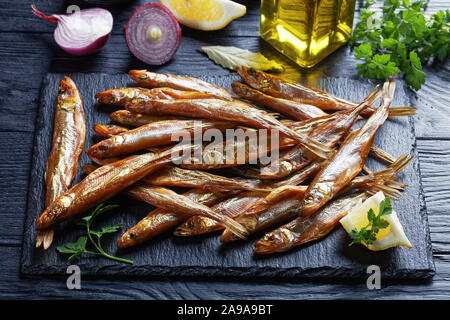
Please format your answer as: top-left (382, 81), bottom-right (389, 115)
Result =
top-left (117, 189), bottom-right (231, 248)
top-left (95, 87), bottom-right (220, 107)
top-left (124, 184), bottom-right (248, 239)
top-left (36, 76), bottom-right (85, 250)
top-left (96, 87), bottom-right (157, 106)
top-left (179, 118), bottom-right (338, 170)
top-left (258, 86), bottom-right (381, 179)
top-left (87, 119), bottom-right (235, 163)
top-left (79, 166), bottom-right (243, 247)
top-left (231, 82), bottom-right (328, 120)
top-left (145, 166), bottom-right (267, 193)
top-left (147, 87), bottom-right (222, 100)
top-left (35, 144), bottom-right (196, 231)
top-left (236, 67), bottom-right (416, 117)
top-left (102, 102), bottom-right (389, 171)
top-left (110, 110), bottom-right (183, 126)
top-left (179, 128), bottom-right (294, 170)
top-left (220, 153), bottom-right (410, 243)
top-left (125, 97), bottom-right (334, 160)
top-left (254, 193), bottom-right (369, 254)
top-left (129, 70), bottom-right (235, 101)
top-left (83, 163), bottom-right (263, 194)
top-left (101, 110), bottom-right (385, 172)
top-left (253, 161), bottom-right (408, 255)
top-left (174, 190), bottom-right (271, 237)
top-left (173, 162), bottom-right (320, 237)
top-left (301, 79), bottom-right (396, 216)
top-left (220, 187), bottom-right (307, 243)
top-left (338, 153), bottom-right (413, 199)
top-left (93, 124), bottom-right (129, 138)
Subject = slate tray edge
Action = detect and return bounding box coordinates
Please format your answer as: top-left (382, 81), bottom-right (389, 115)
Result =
top-left (20, 262), bottom-right (435, 280)
top-left (407, 90), bottom-right (436, 275)
top-left (20, 73), bottom-right (52, 274)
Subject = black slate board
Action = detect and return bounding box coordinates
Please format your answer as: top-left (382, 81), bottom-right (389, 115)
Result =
top-left (20, 73), bottom-right (435, 279)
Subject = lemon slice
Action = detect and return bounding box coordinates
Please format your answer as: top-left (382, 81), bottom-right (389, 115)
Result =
top-left (160, 0), bottom-right (246, 31)
top-left (340, 191), bottom-right (412, 251)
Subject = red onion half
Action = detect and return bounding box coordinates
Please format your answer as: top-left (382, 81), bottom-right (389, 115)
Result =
top-left (125, 3), bottom-right (181, 65)
top-left (32, 5), bottom-right (113, 56)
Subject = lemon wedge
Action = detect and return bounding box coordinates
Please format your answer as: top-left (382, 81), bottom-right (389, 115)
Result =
top-left (340, 191), bottom-right (412, 251)
top-left (160, 0), bottom-right (246, 31)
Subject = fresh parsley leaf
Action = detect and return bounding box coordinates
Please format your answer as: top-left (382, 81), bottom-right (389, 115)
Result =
top-left (57, 204), bottom-right (133, 264)
top-left (380, 38), bottom-right (398, 49)
top-left (356, 52), bottom-right (400, 79)
top-left (404, 52), bottom-right (426, 90)
top-left (354, 42), bottom-right (373, 59)
top-left (90, 224), bottom-right (124, 239)
top-left (351, 0), bottom-right (449, 90)
top-left (56, 236), bottom-right (87, 261)
top-left (57, 236), bottom-right (87, 254)
top-left (348, 229), bottom-right (362, 246)
top-left (100, 224), bottom-right (123, 234)
top-left (368, 208), bottom-right (377, 221)
top-left (348, 197), bottom-right (393, 247)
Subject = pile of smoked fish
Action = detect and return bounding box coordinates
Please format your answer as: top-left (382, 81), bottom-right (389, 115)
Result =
top-left (35, 67), bottom-right (416, 256)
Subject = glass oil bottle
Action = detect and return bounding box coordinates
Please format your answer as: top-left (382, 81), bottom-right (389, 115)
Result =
top-left (260, 0), bottom-right (357, 68)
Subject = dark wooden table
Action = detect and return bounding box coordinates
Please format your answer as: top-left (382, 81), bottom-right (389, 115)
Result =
top-left (0, 0), bottom-right (449, 299)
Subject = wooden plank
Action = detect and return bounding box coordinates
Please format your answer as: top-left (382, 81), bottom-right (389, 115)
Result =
top-left (417, 139), bottom-right (450, 255)
top-left (413, 61), bottom-right (450, 138)
top-left (0, 132), bottom-right (33, 244)
top-left (0, 32), bottom-right (51, 132)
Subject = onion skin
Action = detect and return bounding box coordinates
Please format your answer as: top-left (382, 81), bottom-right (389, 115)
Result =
top-left (55, 30), bottom-right (112, 56)
top-left (31, 5), bottom-right (113, 56)
top-left (125, 3), bottom-right (181, 65)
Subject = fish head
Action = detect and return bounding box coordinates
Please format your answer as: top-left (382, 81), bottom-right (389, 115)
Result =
top-left (253, 228), bottom-right (293, 254)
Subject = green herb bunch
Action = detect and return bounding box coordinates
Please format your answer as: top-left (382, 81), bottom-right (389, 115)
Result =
top-left (351, 0), bottom-right (449, 90)
top-left (349, 197), bottom-right (393, 246)
top-left (56, 203), bottom-right (133, 264)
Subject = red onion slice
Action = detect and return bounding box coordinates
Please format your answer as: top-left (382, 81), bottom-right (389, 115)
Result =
top-left (125, 3), bottom-right (181, 65)
top-left (32, 5), bottom-right (113, 56)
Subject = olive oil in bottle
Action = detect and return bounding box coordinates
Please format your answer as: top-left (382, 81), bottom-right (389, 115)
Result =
top-left (260, 0), bottom-right (356, 68)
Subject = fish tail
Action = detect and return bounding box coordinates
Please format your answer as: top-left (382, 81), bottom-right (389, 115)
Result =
top-left (370, 145), bottom-right (396, 165)
top-left (219, 215), bottom-right (248, 240)
top-left (299, 135), bottom-right (335, 159)
top-left (390, 153), bottom-right (414, 174)
top-left (388, 106), bottom-right (417, 117)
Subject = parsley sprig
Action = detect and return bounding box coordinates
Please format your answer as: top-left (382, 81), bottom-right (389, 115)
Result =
top-left (351, 0), bottom-right (449, 90)
top-left (349, 197), bottom-right (393, 246)
top-left (56, 204), bottom-right (133, 264)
